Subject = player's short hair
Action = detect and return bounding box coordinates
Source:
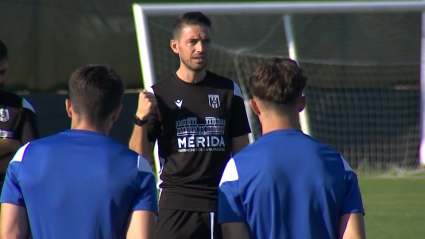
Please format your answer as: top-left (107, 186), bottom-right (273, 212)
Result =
top-left (172, 12), bottom-right (211, 39)
top-left (0, 40), bottom-right (8, 60)
top-left (248, 57), bottom-right (308, 112)
top-left (69, 65), bottom-right (124, 125)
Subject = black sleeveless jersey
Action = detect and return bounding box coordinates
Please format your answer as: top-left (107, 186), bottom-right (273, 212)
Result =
top-left (147, 71), bottom-right (251, 212)
top-left (0, 91), bottom-right (39, 142)
top-left (0, 91), bottom-right (39, 183)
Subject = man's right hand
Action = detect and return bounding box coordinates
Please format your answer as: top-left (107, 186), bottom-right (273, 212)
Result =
top-left (135, 90), bottom-right (157, 120)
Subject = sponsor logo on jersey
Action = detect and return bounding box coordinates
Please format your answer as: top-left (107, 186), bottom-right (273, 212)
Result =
top-left (176, 117), bottom-right (226, 152)
top-left (174, 99), bottom-right (183, 109)
top-left (208, 94), bottom-right (220, 109)
top-left (0, 108), bottom-right (10, 122)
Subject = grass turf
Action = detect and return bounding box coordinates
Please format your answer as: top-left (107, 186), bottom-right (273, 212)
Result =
top-left (359, 177), bottom-right (425, 239)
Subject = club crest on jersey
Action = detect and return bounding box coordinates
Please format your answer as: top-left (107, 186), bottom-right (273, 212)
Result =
top-left (175, 99), bottom-right (183, 109)
top-left (0, 108), bottom-right (9, 122)
top-left (208, 94), bottom-right (220, 109)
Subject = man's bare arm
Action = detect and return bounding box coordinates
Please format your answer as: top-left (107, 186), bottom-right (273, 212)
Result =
top-left (129, 125), bottom-right (155, 165)
top-left (0, 139), bottom-right (21, 157)
top-left (126, 210), bottom-right (156, 239)
top-left (339, 213), bottom-right (366, 239)
top-left (0, 139), bottom-right (22, 174)
top-left (231, 135), bottom-right (249, 156)
top-left (129, 90), bottom-right (157, 167)
top-left (221, 222), bottom-right (250, 239)
top-left (1, 203), bottom-right (30, 239)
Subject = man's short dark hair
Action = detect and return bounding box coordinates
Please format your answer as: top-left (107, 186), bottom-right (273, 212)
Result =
top-left (172, 12), bottom-right (212, 39)
top-left (0, 40), bottom-right (8, 60)
top-left (69, 65), bottom-right (124, 125)
top-left (249, 57), bottom-right (308, 111)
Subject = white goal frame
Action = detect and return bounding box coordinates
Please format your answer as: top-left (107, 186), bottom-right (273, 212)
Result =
top-left (133, 1), bottom-right (425, 170)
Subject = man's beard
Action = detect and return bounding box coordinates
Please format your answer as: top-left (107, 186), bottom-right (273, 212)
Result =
top-left (182, 58), bottom-right (208, 72)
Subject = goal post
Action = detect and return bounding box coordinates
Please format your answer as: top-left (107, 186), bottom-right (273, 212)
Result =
top-left (133, 1), bottom-right (425, 173)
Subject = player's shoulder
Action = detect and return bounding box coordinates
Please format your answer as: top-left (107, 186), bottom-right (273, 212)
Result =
top-left (151, 74), bottom-right (175, 91)
top-left (22, 131), bottom-right (72, 153)
top-left (0, 92), bottom-right (35, 112)
top-left (21, 97), bottom-right (36, 113)
top-left (310, 135), bottom-right (342, 157)
top-left (9, 142), bottom-right (31, 164)
top-left (207, 71), bottom-right (233, 86)
top-left (207, 71), bottom-right (232, 81)
top-left (136, 155), bottom-right (153, 173)
top-left (220, 157), bottom-right (240, 186)
top-left (221, 149), bottom-right (262, 187)
top-left (229, 142), bottom-right (264, 173)
top-left (206, 71), bottom-right (243, 97)
top-left (112, 147), bottom-right (152, 173)
top-left (98, 137), bottom-right (143, 162)
top-left (305, 135), bottom-right (353, 172)
top-left (291, 131), bottom-right (339, 153)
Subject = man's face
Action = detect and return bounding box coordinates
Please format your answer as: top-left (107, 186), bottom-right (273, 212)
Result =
top-left (0, 58), bottom-right (9, 92)
top-left (172, 25), bottom-right (211, 72)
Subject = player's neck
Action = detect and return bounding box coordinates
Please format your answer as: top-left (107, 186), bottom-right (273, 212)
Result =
top-left (260, 113), bottom-right (301, 135)
top-left (71, 119), bottom-right (111, 135)
top-left (176, 67), bottom-right (206, 84)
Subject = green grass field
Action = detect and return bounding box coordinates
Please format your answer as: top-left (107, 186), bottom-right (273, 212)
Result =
top-left (359, 176), bottom-right (425, 239)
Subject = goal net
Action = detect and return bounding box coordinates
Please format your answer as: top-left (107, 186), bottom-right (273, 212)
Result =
top-left (133, 2), bottom-right (424, 174)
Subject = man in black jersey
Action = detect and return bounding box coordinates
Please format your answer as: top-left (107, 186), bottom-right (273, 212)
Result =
top-left (0, 40), bottom-right (39, 188)
top-left (129, 12), bottom-right (251, 239)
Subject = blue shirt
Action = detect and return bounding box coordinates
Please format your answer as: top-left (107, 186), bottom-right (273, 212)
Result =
top-left (218, 129), bottom-right (364, 239)
top-left (1, 130), bottom-right (158, 239)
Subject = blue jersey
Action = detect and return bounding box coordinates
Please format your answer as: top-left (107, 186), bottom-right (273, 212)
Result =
top-left (1, 130), bottom-right (158, 239)
top-left (218, 129), bottom-right (364, 239)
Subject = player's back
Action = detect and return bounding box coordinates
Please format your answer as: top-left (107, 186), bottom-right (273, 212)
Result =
top-left (227, 129), bottom-right (354, 239)
top-left (3, 130), bottom-right (155, 239)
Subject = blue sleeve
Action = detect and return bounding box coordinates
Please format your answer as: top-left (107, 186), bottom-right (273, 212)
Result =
top-left (218, 182), bottom-right (245, 223)
top-left (342, 170), bottom-right (365, 216)
top-left (1, 159), bottom-right (25, 206)
top-left (218, 158), bottom-right (246, 223)
top-left (132, 156), bottom-right (158, 214)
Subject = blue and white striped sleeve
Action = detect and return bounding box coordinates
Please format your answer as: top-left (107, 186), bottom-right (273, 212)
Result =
top-left (132, 155), bottom-right (158, 214)
top-left (218, 158), bottom-right (246, 223)
top-left (341, 158), bottom-right (365, 216)
top-left (1, 143), bottom-right (30, 206)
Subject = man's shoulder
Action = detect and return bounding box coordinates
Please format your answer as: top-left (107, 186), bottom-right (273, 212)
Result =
top-left (0, 92), bottom-right (35, 113)
top-left (206, 71), bottom-right (243, 97)
top-left (151, 74), bottom-right (175, 90)
top-left (207, 71), bottom-right (232, 81)
top-left (230, 143), bottom-right (263, 172)
top-left (0, 91), bottom-right (21, 107)
top-left (220, 148), bottom-right (263, 187)
top-left (207, 71), bottom-right (234, 86)
top-left (27, 132), bottom-right (141, 165)
top-left (21, 131), bottom-right (72, 154)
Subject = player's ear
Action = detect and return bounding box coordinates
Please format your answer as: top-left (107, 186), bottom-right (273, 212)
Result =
top-left (250, 98), bottom-right (260, 116)
top-left (65, 99), bottom-right (73, 118)
top-left (111, 104), bottom-right (123, 122)
top-left (299, 95), bottom-right (307, 112)
top-left (170, 39), bottom-right (179, 54)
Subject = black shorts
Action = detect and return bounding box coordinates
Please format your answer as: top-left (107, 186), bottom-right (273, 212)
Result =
top-left (155, 209), bottom-right (223, 239)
